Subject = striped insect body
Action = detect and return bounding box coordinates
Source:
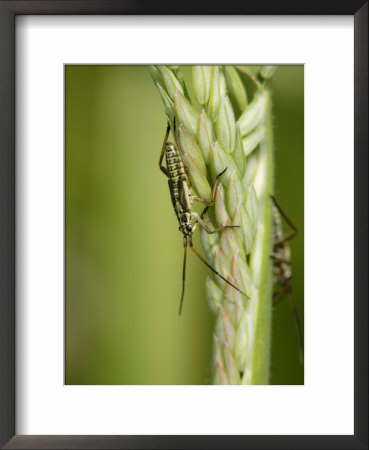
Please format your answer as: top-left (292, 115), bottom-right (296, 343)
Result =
top-left (159, 121), bottom-right (248, 315)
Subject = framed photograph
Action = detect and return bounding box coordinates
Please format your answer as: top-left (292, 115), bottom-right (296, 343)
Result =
top-left (0, 1), bottom-right (367, 449)
top-left (63, 63), bottom-right (305, 387)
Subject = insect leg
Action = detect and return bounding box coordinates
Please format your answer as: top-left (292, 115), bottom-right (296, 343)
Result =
top-left (271, 255), bottom-right (291, 265)
top-left (193, 167), bottom-right (228, 205)
top-left (287, 289), bottom-right (304, 364)
top-left (159, 122), bottom-right (170, 177)
top-left (271, 195), bottom-right (297, 246)
top-left (271, 196), bottom-right (303, 363)
top-left (272, 282), bottom-right (304, 364)
top-left (179, 236), bottom-right (188, 316)
top-left (273, 284), bottom-right (291, 306)
top-left (195, 166), bottom-right (227, 222)
top-left (193, 212), bottom-right (239, 234)
top-left (188, 237), bottom-right (248, 298)
top-left (191, 202), bottom-right (211, 233)
top-left (200, 206), bottom-right (209, 221)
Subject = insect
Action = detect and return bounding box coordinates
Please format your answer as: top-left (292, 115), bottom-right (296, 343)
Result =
top-left (271, 195), bottom-right (304, 364)
top-left (159, 120), bottom-right (248, 315)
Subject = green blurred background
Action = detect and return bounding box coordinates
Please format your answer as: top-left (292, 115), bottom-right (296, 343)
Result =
top-left (65, 65), bottom-right (304, 385)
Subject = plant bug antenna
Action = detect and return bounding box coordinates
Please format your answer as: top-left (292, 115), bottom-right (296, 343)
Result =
top-left (179, 237), bottom-right (188, 316)
top-left (189, 237), bottom-right (248, 300)
top-left (179, 235), bottom-right (249, 316)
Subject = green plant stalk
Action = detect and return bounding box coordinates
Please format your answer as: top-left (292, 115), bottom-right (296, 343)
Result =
top-left (150, 66), bottom-right (276, 385)
top-left (248, 90), bottom-right (274, 384)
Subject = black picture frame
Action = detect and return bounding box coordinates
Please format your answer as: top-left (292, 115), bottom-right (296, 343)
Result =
top-left (0, 1), bottom-right (367, 449)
